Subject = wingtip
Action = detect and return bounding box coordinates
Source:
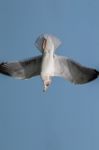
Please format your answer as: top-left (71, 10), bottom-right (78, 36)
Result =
top-left (95, 70), bottom-right (99, 76)
top-left (0, 62), bottom-right (11, 76)
top-left (98, 71), bottom-right (99, 76)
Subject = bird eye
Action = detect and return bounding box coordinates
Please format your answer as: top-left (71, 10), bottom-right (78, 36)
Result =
top-left (46, 83), bottom-right (49, 87)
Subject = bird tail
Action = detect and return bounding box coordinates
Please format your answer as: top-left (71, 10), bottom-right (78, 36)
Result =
top-left (35, 34), bottom-right (61, 53)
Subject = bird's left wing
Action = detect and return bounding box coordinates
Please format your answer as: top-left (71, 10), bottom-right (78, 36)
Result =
top-left (0, 55), bottom-right (42, 79)
top-left (54, 55), bottom-right (99, 84)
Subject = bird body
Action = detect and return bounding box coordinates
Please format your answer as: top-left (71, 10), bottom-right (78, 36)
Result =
top-left (40, 36), bottom-right (55, 91)
top-left (0, 34), bottom-right (99, 91)
top-left (41, 53), bottom-right (54, 91)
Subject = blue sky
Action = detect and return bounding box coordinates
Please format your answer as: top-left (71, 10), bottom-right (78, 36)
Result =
top-left (0, 0), bottom-right (99, 150)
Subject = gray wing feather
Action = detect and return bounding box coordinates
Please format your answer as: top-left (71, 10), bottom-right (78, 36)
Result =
top-left (54, 55), bottom-right (99, 84)
top-left (0, 55), bottom-right (42, 79)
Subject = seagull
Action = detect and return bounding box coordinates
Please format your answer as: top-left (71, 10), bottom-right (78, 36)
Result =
top-left (0, 34), bottom-right (99, 91)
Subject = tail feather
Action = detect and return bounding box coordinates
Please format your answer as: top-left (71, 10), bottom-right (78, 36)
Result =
top-left (35, 34), bottom-right (61, 53)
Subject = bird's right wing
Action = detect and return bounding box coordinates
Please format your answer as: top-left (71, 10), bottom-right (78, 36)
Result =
top-left (54, 55), bottom-right (99, 84)
top-left (0, 55), bottom-right (42, 79)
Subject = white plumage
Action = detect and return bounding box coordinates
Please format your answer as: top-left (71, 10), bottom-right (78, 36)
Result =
top-left (0, 34), bottom-right (99, 91)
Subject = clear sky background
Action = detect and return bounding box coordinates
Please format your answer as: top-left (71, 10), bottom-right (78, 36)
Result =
top-left (0, 0), bottom-right (99, 150)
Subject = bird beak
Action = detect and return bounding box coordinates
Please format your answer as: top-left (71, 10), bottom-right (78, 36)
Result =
top-left (43, 84), bottom-right (50, 92)
top-left (43, 80), bottom-right (51, 92)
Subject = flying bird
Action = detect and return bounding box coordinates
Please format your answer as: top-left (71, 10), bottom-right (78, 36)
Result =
top-left (0, 34), bottom-right (99, 91)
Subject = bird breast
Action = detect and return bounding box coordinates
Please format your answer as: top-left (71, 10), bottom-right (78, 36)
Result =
top-left (41, 53), bottom-right (54, 79)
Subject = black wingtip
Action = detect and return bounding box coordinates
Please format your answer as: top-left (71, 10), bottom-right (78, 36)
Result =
top-left (98, 71), bottom-right (99, 76)
top-left (0, 62), bottom-right (11, 76)
top-left (95, 70), bottom-right (99, 76)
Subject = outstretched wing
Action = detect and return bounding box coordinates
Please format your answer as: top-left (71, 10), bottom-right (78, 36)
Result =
top-left (0, 55), bottom-right (42, 79)
top-left (54, 55), bottom-right (99, 84)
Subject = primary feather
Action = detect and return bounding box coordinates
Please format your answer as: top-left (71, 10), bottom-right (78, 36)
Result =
top-left (54, 55), bottom-right (99, 84)
top-left (0, 56), bottom-right (42, 79)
